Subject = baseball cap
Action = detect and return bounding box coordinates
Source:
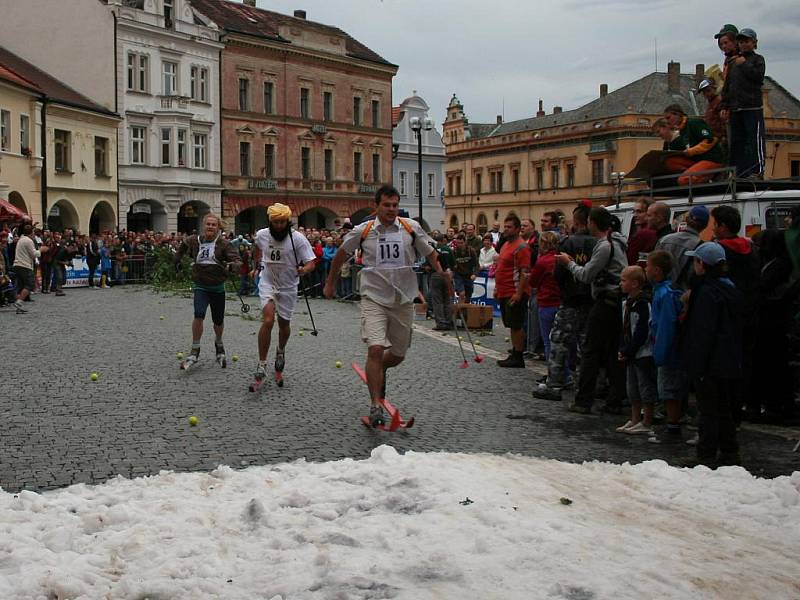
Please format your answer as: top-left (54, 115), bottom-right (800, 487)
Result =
top-left (697, 79), bottom-right (714, 92)
top-left (688, 205), bottom-right (709, 226)
top-left (737, 28), bottom-right (757, 40)
top-left (686, 242), bottom-right (726, 265)
top-left (714, 24), bottom-right (738, 39)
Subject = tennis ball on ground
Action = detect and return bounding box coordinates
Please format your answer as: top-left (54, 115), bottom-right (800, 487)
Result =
top-left (458, 336), bottom-right (463, 341)
top-left (160, 315), bottom-right (165, 320)
top-left (299, 331), bottom-right (305, 336)
top-left (232, 355), bottom-right (239, 362)
top-left (188, 416), bottom-right (198, 426)
top-left (177, 352), bottom-right (184, 360)
top-left (90, 372), bottom-right (98, 381)
top-left (475, 340), bottom-right (481, 346)
top-left (504, 337), bottom-right (510, 342)
top-left (335, 361), bottom-right (342, 368)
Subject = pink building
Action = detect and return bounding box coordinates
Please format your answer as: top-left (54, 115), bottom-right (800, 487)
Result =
top-left (192, 0), bottom-right (398, 232)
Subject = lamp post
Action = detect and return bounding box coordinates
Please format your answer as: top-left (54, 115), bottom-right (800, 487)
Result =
top-left (409, 116), bottom-right (434, 228)
top-left (610, 171), bottom-right (626, 208)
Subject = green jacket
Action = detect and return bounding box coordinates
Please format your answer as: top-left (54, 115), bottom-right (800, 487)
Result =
top-left (435, 243), bottom-right (456, 272)
top-left (668, 117), bottom-right (723, 164)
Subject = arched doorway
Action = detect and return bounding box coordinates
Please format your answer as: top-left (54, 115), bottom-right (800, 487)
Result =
top-left (128, 199), bottom-right (167, 232)
top-left (298, 206), bottom-right (338, 230)
top-left (449, 214), bottom-right (459, 229)
top-left (47, 198), bottom-right (79, 232)
top-left (476, 212), bottom-right (488, 235)
top-left (177, 200), bottom-right (210, 234)
top-left (235, 206), bottom-right (267, 235)
top-left (8, 191), bottom-right (27, 216)
top-left (350, 207), bottom-right (374, 225)
top-left (90, 200), bottom-right (116, 234)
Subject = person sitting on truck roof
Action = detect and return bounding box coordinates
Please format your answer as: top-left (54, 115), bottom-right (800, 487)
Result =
top-left (661, 104), bottom-right (724, 186)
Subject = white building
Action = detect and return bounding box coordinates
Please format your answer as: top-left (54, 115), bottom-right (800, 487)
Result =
top-left (392, 93), bottom-right (446, 231)
top-left (110, 0), bottom-right (223, 233)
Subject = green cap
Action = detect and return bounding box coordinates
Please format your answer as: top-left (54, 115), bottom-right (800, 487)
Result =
top-left (714, 24), bottom-right (738, 39)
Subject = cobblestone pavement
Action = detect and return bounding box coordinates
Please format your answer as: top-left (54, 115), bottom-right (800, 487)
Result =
top-left (1, 286), bottom-right (798, 493)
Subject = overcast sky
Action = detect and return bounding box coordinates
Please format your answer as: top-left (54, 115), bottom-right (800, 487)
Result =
top-left (251, 0), bottom-right (800, 130)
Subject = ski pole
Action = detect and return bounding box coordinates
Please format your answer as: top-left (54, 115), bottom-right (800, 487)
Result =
top-left (451, 307), bottom-right (469, 369)
top-left (458, 306), bottom-right (484, 363)
top-left (288, 227), bottom-right (318, 336)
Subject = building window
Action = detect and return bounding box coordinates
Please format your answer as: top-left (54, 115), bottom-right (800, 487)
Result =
top-left (20, 114), bottom-right (29, 152)
top-left (324, 148), bottom-right (333, 181)
top-left (591, 159), bottom-right (604, 185)
top-left (323, 91), bottom-right (333, 122)
top-left (54, 129), bottom-right (70, 171)
top-left (300, 87), bottom-right (310, 119)
top-left (353, 97), bottom-right (361, 126)
top-left (193, 133), bottom-right (207, 169)
top-left (239, 78), bottom-right (249, 111)
top-left (475, 172), bottom-right (482, 194)
top-left (127, 53), bottom-right (149, 92)
top-left (162, 61), bottom-right (178, 95)
top-left (551, 165), bottom-right (560, 189)
top-left (265, 143), bottom-right (275, 178)
top-left (512, 169), bottom-right (520, 193)
top-left (163, 0), bottom-right (173, 28)
top-left (371, 100), bottom-right (380, 128)
top-left (301, 147), bottom-right (311, 179)
top-left (414, 172), bottom-right (420, 197)
top-left (456, 175), bottom-right (462, 196)
top-left (427, 173), bottom-right (435, 197)
top-left (567, 164), bottom-right (575, 188)
top-left (263, 82), bottom-right (274, 115)
top-left (490, 171), bottom-right (503, 193)
top-left (161, 128), bottom-right (172, 165)
top-left (95, 136), bottom-right (108, 176)
top-left (792, 160), bottom-right (800, 178)
top-left (353, 151), bottom-right (362, 182)
top-left (190, 67), bottom-right (208, 102)
top-left (239, 141), bottom-right (250, 176)
top-left (447, 176), bottom-right (453, 197)
top-left (130, 126), bottom-right (145, 165)
top-left (177, 129), bottom-right (186, 166)
top-left (535, 166), bottom-right (544, 191)
top-left (477, 213), bottom-right (488, 234)
top-left (372, 153), bottom-right (380, 183)
top-left (0, 110), bottom-right (9, 151)
top-left (399, 171), bottom-right (407, 196)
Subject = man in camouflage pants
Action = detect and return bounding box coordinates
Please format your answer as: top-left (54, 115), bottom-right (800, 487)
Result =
top-left (533, 202), bottom-right (596, 400)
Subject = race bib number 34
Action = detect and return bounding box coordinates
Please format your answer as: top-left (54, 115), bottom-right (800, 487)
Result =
top-left (377, 232), bottom-right (404, 268)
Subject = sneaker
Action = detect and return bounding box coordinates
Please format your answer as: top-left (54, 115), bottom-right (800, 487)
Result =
top-left (497, 352), bottom-right (525, 368)
top-left (535, 375), bottom-right (547, 385)
top-left (274, 350), bottom-right (285, 373)
top-left (369, 405), bottom-right (387, 427)
top-left (13, 300), bottom-right (26, 314)
top-left (567, 403), bottom-right (592, 415)
top-left (625, 422), bottom-right (654, 435)
top-left (615, 420), bottom-right (634, 433)
top-left (532, 387), bottom-right (562, 401)
top-left (254, 361), bottom-right (267, 381)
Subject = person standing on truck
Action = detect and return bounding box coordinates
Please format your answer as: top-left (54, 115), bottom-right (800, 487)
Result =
top-left (662, 105), bottom-right (724, 186)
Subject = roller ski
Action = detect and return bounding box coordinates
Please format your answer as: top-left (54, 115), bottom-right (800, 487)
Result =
top-left (274, 349), bottom-right (285, 387)
top-left (352, 362), bottom-right (414, 431)
top-left (249, 361), bottom-right (267, 393)
top-left (215, 342), bottom-right (227, 368)
top-left (180, 349), bottom-right (200, 371)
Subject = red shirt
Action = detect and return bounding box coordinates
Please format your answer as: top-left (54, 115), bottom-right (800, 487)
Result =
top-left (528, 251), bottom-right (561, 307)
top-left (494, 238), bottom-right (531, 298)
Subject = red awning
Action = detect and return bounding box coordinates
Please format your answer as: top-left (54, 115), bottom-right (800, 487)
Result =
top-left (0, 199), bottom-right (28, 222)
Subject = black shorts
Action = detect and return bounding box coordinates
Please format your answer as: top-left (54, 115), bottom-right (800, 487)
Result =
top-left (194, 288), bottom-right (226, 325)
top-left (13, 266), bottom-right (35, 293)
top-left (499, 295), bottom-right (528, 330)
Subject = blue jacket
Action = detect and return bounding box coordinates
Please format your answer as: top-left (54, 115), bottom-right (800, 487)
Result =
top-left (322, 246), bottom-right (337, 263)
top-left (649, 279), bottom-right (682, 367)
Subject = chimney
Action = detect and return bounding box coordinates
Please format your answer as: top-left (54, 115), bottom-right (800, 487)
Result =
top-left (695, 63), bottom-right (705, 88)
top-left (293, 9), bottom-right (307, 19)
top-left (600, 83), bottom-right (608, 97)
top-left (243, 0), bottom-right (256, 6)
top-left (553, 106), bottom-right (562, 114)
top-left (667, 61), bottom-right (681, 93)
top-left (536, 99), bottom-right (545, 118)
top-left (496, 115), bottom-right (503, 124)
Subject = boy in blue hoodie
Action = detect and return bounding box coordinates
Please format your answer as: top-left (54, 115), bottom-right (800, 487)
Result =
top-left (646, 250), bottom-right (684, 442)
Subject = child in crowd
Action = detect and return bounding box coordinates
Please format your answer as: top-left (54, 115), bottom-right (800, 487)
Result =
top-left (681, 242), bottom-right (743, 466)
top-left (616, 266), bottom-right (657, 434)
top-left (646, 250), bottom-right (684, 443)
top-left (528, 232), bottom-right (561, 361)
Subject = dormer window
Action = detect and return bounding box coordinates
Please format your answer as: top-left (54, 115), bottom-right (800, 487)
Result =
top-left (164, 0), bottom-right (174, 28)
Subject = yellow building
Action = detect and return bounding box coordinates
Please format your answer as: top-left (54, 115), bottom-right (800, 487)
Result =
top-left (0, 46), bottom-right (120, 233)
top-left (442, 62), bottom-right (800, 232)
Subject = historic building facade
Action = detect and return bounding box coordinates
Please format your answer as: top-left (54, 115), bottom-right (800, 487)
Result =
top-left (442, 62), bottom-right (800, 232)
top-left (392, 93), bottom-right (446, 231)
top-left (191, 0), bottom-right (398, 233)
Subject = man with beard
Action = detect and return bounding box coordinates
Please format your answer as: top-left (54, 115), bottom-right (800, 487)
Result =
top-left (175, 213), bottom-right (241, 370)
top-left (252, 203), bottom-right (316, 387)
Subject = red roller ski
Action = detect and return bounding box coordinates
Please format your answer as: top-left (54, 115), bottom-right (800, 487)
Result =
top-left (248, 375), bottom-right (265, 393)
top-left (274, 370), bottom-right (284, 387)
top-left (352, 362), bottom-right (414, 431)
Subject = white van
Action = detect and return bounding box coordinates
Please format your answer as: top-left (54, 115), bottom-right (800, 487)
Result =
top-left (608, 187), bottom-right (800, 241)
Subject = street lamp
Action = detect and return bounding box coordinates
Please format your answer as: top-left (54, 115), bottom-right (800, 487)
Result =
top-left (610, 171), bottom-right (626, 208)
top-left (409, 116), bottom-right (434, 228)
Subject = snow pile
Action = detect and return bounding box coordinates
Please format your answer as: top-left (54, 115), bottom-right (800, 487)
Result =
top-left (1, 446), bottom-right (799, 599)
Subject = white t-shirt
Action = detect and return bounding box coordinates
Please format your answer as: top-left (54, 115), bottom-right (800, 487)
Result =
top-left (254, 228), bottom-right (316, 292)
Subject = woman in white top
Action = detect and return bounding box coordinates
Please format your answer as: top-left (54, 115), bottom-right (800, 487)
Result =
top-left (478, 234), bottom-right (498, 272)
